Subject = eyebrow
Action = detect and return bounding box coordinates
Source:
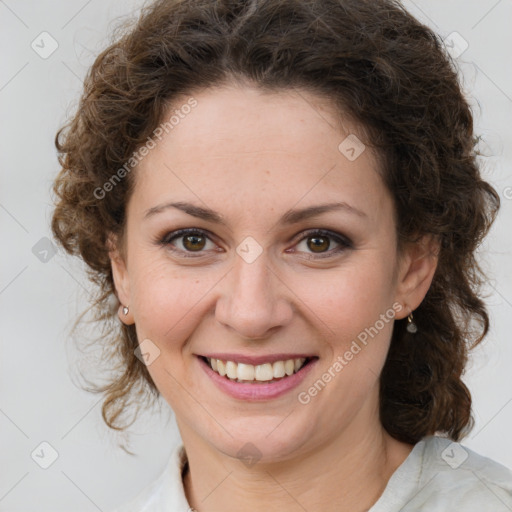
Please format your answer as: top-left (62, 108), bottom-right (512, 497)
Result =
top-left (143, 200), bottom-right (367, 224)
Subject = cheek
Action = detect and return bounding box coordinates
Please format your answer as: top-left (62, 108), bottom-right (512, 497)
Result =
top-left (292, 258), bottom-right (397, 393)
top-left (295, 258), bottom-right (396, 333)
top-left (129, 258), bottom-right (218, 346)
top-left (129, 264), bottom-right (215, 401)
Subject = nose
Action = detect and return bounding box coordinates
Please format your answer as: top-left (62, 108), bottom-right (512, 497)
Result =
top-left (215, 253), bottom-right (294, 340)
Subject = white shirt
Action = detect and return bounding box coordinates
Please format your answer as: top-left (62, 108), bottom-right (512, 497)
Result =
top-left (112, 435), bottom-right (512, 511)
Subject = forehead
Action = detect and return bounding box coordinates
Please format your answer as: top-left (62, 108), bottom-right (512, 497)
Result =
top-left (159, 85), bottom-right (355, 158)
top-left (131, 85), bottom-right (391, 225)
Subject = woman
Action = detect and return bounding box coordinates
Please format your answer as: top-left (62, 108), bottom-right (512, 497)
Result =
top-left (51, 0), bottom-right (512, 510)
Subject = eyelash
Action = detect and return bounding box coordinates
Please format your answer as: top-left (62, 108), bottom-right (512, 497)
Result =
top-left (158, 228), bottom-right (353, 259)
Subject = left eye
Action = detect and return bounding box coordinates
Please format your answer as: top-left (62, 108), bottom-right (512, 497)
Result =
top-left (292, 230), bottom-right (351, 257)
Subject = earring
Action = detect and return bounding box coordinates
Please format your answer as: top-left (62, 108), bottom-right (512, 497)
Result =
top-left (406, 312), bottom-right (417, 333)
top-left (122, 306), bottom-right (129, 316)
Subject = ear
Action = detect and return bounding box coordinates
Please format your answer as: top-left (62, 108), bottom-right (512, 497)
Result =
top-left (394, 234), bottom-right (440, 319)
top-left (107, 233), bottom-right (134, 325)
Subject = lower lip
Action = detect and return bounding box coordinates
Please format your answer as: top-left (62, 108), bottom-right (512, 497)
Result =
top-left (197, 356), bottom-right (318, 401)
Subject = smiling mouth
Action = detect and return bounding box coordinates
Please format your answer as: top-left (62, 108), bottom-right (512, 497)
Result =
top-left (201, 356), bottom-right (316, 383)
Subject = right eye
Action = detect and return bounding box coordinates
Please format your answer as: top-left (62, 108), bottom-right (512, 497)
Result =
top-left (159, 228), bottom-right (220, 257)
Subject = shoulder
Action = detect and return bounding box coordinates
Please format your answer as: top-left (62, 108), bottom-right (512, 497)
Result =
top-left (371, 435), bottom-right (512, 511)
top-left (111, 477), bottom-right (165, 512)
top-left (420, 435), bottom-right (512, 490)
top-left (110, 444), bottom-right (190, 512)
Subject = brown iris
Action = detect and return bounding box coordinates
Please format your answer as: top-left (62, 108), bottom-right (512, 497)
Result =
top-left (182, 234), bottom-right (206, 251)
top-left (307, 236), bottom-right (330, 252)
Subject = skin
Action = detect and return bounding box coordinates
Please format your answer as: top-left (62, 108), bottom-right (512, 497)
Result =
top-left (110, 83), bottom-right (439, 512)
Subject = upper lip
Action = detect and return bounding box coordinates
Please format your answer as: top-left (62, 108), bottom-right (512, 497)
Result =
top-left (198, 353), bottom-right (317, 365)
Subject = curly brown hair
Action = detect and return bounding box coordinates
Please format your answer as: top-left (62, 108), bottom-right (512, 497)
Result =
top-left (51, 0), bottom-right (500, 446)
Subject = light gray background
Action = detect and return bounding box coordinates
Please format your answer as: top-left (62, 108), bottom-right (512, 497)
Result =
top-left (1, 0), bottom-right (511, 510)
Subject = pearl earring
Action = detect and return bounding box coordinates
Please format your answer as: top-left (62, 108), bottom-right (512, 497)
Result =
top-left (407, 312), bottom-right (417, 333)
top-left (122, 306), bottom-right (129, 316)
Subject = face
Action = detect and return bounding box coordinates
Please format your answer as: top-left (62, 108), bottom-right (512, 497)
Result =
top-left (110, 84), bottom-right (436, 463)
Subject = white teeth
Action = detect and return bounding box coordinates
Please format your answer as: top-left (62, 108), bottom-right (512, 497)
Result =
top-left (226, 361), bottom-right (237, 379)
top-left (255, 363), bottom-right (274, 381)
top-left (237, 363), bottom-right (255, 381)
top-left (217, 360), bottom-right (226, 377)
top-left (206, 357), bottom-right (308, 382)
top-left (273, 361), bottom-right (285, 378)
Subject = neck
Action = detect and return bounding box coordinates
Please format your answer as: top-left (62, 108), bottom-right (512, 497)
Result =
top-left (180, 413), bottom-right (413, 512)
